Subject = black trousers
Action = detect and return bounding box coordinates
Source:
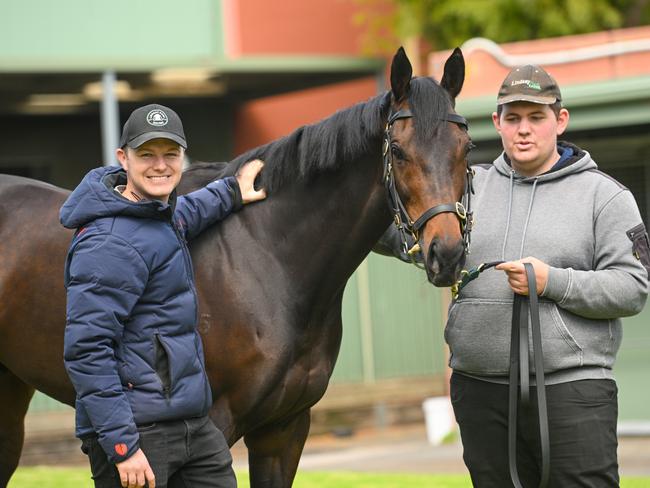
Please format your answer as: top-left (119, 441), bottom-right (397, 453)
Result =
top-left (450, 373), bottom-right (619, 488)
top-left (81, 416), bottom-right (236, 488)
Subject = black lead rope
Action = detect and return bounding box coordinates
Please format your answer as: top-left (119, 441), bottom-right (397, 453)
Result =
top-left (508, 263), bottom-right (550, 488)
top-left (450, 260), bottom-right (504, 299)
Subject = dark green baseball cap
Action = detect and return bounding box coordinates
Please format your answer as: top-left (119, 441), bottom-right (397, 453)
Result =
top-left (119, 104), bottom-right (187, 149)
top-left (497, 65), bottom-right (562, 105)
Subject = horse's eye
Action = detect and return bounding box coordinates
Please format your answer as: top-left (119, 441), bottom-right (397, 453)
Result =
top-left (391, 144), bottom-right (405, 161)
top-left (465, 142), bottom-right (476, 155)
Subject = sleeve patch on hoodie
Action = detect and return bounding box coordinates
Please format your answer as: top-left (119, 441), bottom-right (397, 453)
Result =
top-left (627, 223), bottom-right (650, 275)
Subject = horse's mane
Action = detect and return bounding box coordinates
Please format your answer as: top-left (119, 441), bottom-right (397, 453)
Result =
top-left (185, 77), bottom-right (452, 192)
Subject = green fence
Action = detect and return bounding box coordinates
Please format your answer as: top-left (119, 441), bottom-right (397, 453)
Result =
top-left (333, 253), bottom-right (446, 383)
top-left (617, 312), bottom-right (650, 421)
top-left (28, 392), bottom-right (70, 413)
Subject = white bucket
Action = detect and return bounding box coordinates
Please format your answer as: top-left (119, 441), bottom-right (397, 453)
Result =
top-left (422, 396), bottom-right (454, 445)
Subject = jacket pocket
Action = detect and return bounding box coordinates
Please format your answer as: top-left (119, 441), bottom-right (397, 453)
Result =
top-left (445, 299), bottom-right (584, 376)
top-left (153, 334), bottom-right (171, 397)
top-left (627, 223), bottom-right (650, 275)
top-left (154, 332), bottom-right (203, 397)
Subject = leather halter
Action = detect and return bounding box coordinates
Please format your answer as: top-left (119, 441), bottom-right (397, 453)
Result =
top-left (382, 109), bottom-right (474, 268)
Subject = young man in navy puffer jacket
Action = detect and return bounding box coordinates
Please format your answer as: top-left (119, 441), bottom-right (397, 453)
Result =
top-left (61, 104), bottom-right (266, 488)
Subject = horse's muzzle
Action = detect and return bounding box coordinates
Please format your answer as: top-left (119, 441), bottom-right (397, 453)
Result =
top-left (425, 238), bottom-right (466, 286)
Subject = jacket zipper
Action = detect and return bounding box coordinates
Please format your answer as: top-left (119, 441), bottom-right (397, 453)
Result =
top-left (171, 222), bottom-right (199, 326)
top-left (171, 221), bottom-right (210, 409)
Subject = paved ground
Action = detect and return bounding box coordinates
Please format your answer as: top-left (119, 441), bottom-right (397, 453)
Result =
top-left (231, 423), bottom-right (650, 477)
top-left (22, 411), bottom-right (650, 477)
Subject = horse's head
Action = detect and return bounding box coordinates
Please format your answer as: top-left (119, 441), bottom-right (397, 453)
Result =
top-left (384, 47), bottom-right (473, 286)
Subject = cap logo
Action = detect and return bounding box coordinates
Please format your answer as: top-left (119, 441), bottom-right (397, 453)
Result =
top-left (146, 109), bottom-right (168, 127)
top-left (510, 79), bottom-right (541, 91)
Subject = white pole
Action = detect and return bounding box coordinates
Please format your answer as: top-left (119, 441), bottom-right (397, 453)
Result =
top-left (357, 259), bottom-right (376, 384)
top-left (101, 71), bottom-right (120, 166)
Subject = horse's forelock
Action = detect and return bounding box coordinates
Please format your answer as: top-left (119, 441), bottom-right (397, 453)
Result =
top-left (408, 77), bottom-right (453, 145)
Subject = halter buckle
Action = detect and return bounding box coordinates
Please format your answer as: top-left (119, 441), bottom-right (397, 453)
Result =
top-left (407, 242), bottom-right (421, 256)
top-left (455, 201), bottom-right (467, 220)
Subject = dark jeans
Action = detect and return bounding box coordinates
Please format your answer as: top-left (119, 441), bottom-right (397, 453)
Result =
top-left (81, 416), bottom-right (236, 488)
top-left (450, 373), bottom-right (619, 488)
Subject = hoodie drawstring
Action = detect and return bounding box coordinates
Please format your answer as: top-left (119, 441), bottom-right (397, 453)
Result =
top-left (501, 172), bottom-right (539, 261)
top-left (501, 171), bottom-right (515, 260)
top-left (518, 178), bottom-right (538, 259)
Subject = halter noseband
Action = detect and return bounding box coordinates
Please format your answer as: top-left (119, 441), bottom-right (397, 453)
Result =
top-left (382, 109), bottom-right (474, 269)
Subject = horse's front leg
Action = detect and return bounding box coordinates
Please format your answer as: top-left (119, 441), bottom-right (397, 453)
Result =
top-left (244, 409), bottom-right (311, 488)
top-left (0, 369), bottom-right (35, 488)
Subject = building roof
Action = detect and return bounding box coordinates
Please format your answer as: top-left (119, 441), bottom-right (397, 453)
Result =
top-left (428, 26), bottom-right (650, 140)
top-left (1, 0), bottom-right (383, 116)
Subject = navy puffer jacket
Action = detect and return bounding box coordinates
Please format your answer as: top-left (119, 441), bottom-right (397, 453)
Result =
top-left (60, 165), bottom-right (241, 463)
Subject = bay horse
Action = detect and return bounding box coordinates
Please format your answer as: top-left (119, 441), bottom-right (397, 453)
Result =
top-left (0, 47), bottom-right (471, 487)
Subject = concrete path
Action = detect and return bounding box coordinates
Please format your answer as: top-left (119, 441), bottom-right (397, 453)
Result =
top-left (22, 411), bottom-right (650, 477)
top-left (231, 424), bottom-right (650, 477)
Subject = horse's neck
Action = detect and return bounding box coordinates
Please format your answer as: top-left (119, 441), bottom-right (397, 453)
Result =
top-left (258, 152), bottom-right (390, 299)
top-left (183, 100), bottom-right (391, 301)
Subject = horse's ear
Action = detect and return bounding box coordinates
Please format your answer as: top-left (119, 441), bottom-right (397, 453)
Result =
top-left (390, 47), bottom-right (413, 102)
top-left (440, 47), bottom-right (465, 100)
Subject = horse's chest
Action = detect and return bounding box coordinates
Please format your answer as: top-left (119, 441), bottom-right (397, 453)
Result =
top-left (263, 335), bottom-right (337, 414)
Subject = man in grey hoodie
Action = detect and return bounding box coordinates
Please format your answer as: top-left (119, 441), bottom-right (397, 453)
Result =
top-left (446, 65), bottom-right (650, 486)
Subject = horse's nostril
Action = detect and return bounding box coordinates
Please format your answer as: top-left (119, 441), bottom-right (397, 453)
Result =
top-left (427, 239), bottom-right (466, 276)
top-left (427, 242), bottom-right (440, 275)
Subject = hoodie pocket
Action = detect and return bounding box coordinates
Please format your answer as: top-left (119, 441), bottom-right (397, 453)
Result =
top-left (543, 303), bottom-right (584, 370)
top-left (446, 299), bottom-right (584, 376)
top-left (445, 300), bottom-right (513, 375)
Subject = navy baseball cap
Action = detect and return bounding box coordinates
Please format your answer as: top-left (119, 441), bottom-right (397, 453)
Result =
top-left (119, 104), bottom-right (187, 149)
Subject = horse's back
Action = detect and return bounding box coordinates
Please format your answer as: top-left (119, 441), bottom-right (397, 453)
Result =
top-left (0, 172), bottom-right (68, 192)
top-left (0, 172), bottom-right (72, 276)
top-left (0, 173), bottom-right (69, 219)
top-left (178, 161), bottom-right (231, 194)
top-left (0, 173), bottom-right (70, 250)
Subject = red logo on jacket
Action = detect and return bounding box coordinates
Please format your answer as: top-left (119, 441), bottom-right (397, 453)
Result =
top-left (114, 443), bottom-right (128, 456)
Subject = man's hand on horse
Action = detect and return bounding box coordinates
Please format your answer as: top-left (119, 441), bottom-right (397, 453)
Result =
top-left (236, 159), bottom-right (267, 204)
top-left (116, 448), bottom-right (156, 488)
top-left (496, 257), bottom-right (549, 296)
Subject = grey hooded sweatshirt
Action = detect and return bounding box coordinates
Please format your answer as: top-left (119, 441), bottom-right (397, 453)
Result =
top-left (446, 142), bottom-right (649, 384)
